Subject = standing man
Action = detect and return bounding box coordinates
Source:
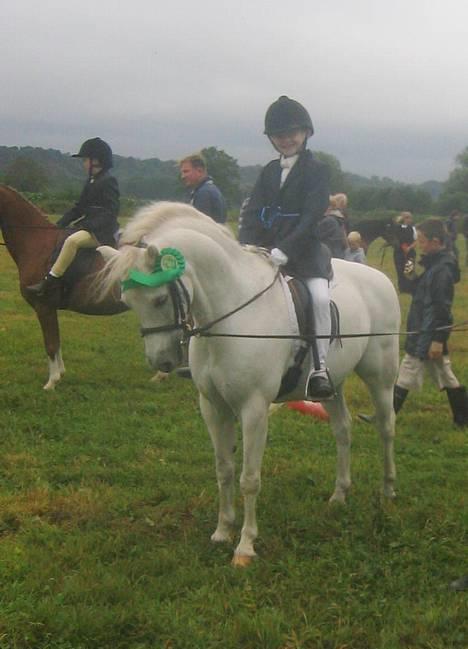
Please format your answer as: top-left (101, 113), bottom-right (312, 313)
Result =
top-left (179, 153), bottom-right (226, 223)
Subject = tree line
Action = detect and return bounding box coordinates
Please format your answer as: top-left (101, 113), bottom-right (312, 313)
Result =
top-left (1, 143), bottom-right (467, 217)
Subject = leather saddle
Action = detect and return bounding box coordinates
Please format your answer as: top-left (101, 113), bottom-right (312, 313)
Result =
top-left (276, 276), bottom-right (340, 399)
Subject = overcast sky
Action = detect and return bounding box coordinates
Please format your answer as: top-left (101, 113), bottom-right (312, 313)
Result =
top-left (2, 0), bottom-right (467, 183)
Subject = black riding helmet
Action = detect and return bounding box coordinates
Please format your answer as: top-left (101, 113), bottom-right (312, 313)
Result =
top-left (264, 96), bottom-right (314, 137)
top-left (72, 137), bottom-right (113, 170)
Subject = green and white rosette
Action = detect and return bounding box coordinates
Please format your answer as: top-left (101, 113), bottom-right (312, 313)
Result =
top-left (121, 248), bottom-right (186, 292)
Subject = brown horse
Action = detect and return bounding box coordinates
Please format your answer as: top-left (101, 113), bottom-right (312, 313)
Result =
top-left (0, 185), bottom-right (127, 389)
top-left (350, 216), bottom-right (398, 252)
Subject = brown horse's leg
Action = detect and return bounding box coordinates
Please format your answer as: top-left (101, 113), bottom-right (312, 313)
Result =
top-left (34, 304), bottom-right (65, 390)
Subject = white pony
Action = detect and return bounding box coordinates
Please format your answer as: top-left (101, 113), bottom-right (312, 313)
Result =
top-left (98, 202), bottom-right (400, 566)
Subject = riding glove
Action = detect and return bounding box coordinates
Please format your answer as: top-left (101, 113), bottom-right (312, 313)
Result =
top-left (270, 248), bottom-right (288, 266)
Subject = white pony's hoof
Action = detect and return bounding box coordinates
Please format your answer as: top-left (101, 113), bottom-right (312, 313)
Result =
top-left (232, 553), bottom-right (255, 568)
top-left (43, 380), bottom-right (57, 391)
top-left (211, 529), bottom-right (232, 543)
top-left (150, 371), bottom-right (169, 383)
top-left (329, 492), bottom-right (347, 505)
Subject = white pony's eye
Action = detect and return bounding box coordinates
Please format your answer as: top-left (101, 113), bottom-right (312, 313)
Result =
top-left (153, 294), bottom-right (169, 308)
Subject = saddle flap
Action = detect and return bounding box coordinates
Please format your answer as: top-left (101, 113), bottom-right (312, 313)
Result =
top-left (286, 276), bottom-right (339, 342)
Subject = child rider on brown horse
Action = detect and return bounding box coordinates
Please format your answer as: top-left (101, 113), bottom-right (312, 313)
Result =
top-left (27, 137), bottom-right (120, 301)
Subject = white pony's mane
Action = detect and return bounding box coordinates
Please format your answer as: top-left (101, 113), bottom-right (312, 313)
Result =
top-left (119, 201), bottom-right (235, 247)
top-left (98, 201), bottom-right (273, 297)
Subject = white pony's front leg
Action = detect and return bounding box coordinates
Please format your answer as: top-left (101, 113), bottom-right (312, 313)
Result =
top-left (199, 395), bottom-right (237, 543)
top-left (44, 348), bottom-right (65, 390)
top-left (233, 398), bottom-right (269, 566)
top-left (325, 387), bottom-right (353, 503)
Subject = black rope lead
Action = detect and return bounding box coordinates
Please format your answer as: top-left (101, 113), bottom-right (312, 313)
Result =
top-left (188, 320), bottom-right (468, 342)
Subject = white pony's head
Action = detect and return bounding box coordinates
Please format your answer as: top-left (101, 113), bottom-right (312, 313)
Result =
top-left (96, 201), bottom-right (234, 374)
top-left (99, 241), bottom-right (190, 373)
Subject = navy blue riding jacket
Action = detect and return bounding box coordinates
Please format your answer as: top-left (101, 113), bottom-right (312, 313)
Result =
top-left (239, 150), bottom-right (331, 279)
top-left (57, 170), bottom-right (120, 245)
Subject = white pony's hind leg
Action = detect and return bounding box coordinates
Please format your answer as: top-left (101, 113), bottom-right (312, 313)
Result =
top-left (43, 348), bottom-right (65, 390)
top-left (233, 397), bottom-right (269, 566)
top-left (367, 383), bottom-right (397, 498)
top-left (199, 394), bottom-right (237, 544)
top-left (325, 386), bottom-right (353, 503)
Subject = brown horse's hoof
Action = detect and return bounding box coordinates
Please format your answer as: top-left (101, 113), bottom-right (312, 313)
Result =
top-left (232, 553), bottom-right (254, 568)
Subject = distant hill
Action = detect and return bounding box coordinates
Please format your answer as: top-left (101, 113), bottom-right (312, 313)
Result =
top-left (0, 145), bottom-right (185, 200)
top-left (0, 145), bottom-right (444, 201)
top-left (343, 170), bottom-right (443, 198)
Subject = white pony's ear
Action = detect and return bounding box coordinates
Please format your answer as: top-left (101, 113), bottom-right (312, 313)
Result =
top-left (97, 245), bottom-right (121, 262)
top-left (145, 244), bottom-right (160, 268)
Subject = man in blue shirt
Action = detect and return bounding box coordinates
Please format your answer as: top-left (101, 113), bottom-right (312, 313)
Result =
top-left (180, 153), bottom-right (226, 223)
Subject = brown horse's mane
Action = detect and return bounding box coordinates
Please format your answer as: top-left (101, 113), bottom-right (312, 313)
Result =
top-left (0, 185), bottom-right (53, 226)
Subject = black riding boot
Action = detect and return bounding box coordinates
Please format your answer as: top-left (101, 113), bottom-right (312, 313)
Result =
top-left (358, 384), bottom-right (408, 424)
top-left (445, 386), bottom-right (468, 428)
top-left (306, 371), bottom-right (335, 401)
top-left (393, 385), bottom-right (408, 414)
top-left (27, 273), bottom-right (62, 304)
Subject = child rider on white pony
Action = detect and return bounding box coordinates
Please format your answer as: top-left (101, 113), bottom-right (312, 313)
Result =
top-left (239, 95), bottom-right (333, 400)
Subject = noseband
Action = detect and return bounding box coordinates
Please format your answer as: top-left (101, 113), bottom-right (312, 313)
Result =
top-left (139, 279), bottom-right (192, 338)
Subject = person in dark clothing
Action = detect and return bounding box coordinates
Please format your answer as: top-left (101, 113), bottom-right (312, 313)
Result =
top-left (394, 218), bottom-right (467, 427)
top-left (318, 193), bottom-right (349, 258)
top-left (239, 95), bottom-right (333, 400)
top-left (179, 153), bottom-right (226, 223)
top-left (360, 218), bottom-right (468, 427)
top-left (393, 211), bottom-right (417, 293)
top-left (28, 137), bottom-right (120, 299)
top-left (445, 209), bottom-right (460, 260)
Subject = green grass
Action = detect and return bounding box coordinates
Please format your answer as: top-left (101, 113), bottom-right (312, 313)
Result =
top-left (0, 235), bottom-right (467, 649)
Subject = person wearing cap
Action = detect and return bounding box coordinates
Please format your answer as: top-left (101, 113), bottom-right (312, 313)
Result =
top-left (27, 137), bottom-right (120, 299)
top-left (239, 95), bottom-right (333, 400)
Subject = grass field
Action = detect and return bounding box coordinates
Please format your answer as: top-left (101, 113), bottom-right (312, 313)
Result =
top-left (0, 229), bottom-right (467, 649)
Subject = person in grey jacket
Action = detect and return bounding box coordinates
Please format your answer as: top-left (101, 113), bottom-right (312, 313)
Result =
top-left (344, 231), bottom-right (367, 263)
top-left (319, 193), bottom-right (349, 258)
top-left (180, 153), bottom-right (226, 223)
top-left (239, 95), bottom-right (333, 400)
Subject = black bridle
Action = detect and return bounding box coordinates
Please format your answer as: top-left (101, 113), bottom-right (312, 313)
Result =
top-left (139, 279), bottom-right (192, 338)
top-left (138, 269), bottom-right (281, 341)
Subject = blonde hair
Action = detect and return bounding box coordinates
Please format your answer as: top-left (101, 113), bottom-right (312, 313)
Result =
top-left (347, 231), bottom-right (361, 244)
top-left (329, 193), bottom-right (348, 210)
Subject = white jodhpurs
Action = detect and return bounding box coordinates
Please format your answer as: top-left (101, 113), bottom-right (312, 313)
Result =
top-left (306, 277), bottom-right (331, 371)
